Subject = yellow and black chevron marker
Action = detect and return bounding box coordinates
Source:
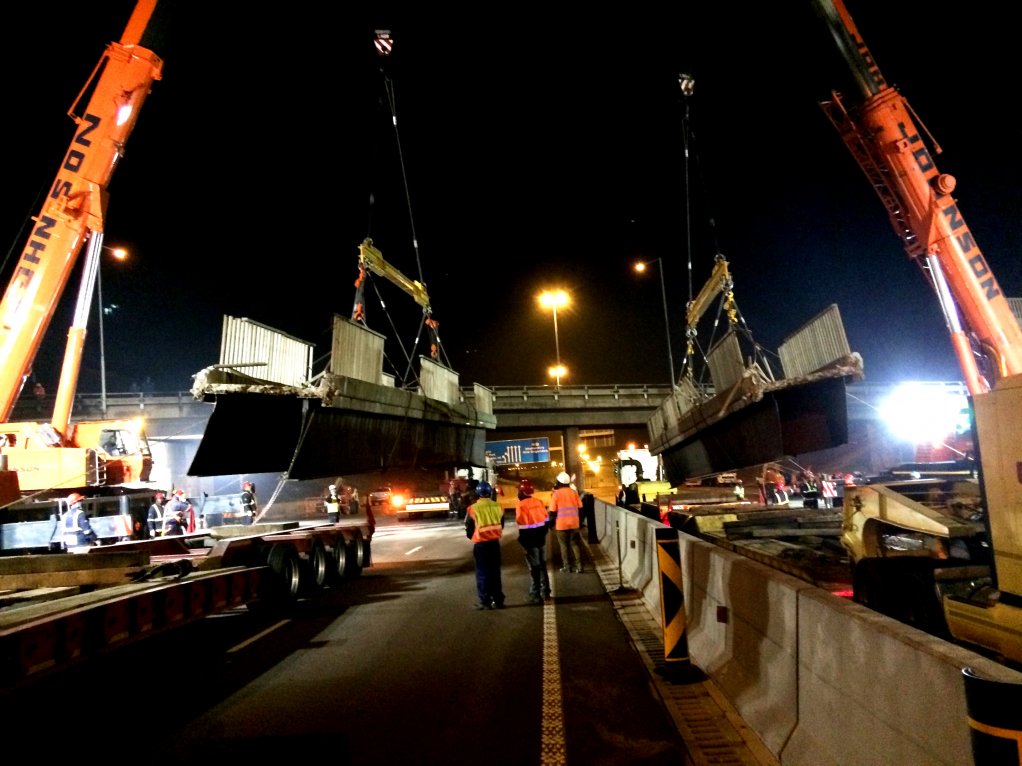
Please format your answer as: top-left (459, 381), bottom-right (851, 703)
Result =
top-left (656, 529), bottom-right (690, 668)
top-left (963, 666), bottom-right (1022, 764)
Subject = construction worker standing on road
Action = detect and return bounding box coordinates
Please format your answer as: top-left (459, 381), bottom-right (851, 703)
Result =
top-left (324, 484), bottom-right (342, 522)
top-left (240, 481), bottom-right (257, 524)
top-left (62, 493), bottom-right (99, 549)
top-left (551, 471), bottom-right (584, 573)
top-left (147, 491), bottom-right (166, 537)
top-left (465, 481), bottom-right (505, 610)
top-left (515, 479), bottom-right (551, 603)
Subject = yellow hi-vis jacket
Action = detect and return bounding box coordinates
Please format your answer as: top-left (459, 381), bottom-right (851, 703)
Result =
top-left (324, 494), bottom-right (342, 516)
top-left (468, 498), bottom-right (504, 543)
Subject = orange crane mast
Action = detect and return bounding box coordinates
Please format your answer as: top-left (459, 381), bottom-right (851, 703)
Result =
top-left (816, 0), bottom-right (1022, 395)
top-left (0, 1), bottom-right (163, 493)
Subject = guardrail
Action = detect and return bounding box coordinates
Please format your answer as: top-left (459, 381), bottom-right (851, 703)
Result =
top-left (485, 384), bottom-right (674, 402)
top-left (13, 385), bottom-right (679, 419)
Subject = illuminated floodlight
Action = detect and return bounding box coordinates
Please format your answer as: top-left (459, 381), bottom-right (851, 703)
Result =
top-left (878, 382), bottom-right (969, 445)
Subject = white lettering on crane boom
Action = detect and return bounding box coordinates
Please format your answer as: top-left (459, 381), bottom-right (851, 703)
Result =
top-left (5, 113), bottom-right (101, 325)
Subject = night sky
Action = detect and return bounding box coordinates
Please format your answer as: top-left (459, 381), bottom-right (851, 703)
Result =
top-left (3, 3), bottom-right (1019, 396)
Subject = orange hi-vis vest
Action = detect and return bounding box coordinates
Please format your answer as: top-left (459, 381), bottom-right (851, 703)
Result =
top-left (551, 486), bottom-right (581, 530)
top-left (516, 496), bottom-right (548, 529)
top-left (469, 498), bottom-right (504, 543)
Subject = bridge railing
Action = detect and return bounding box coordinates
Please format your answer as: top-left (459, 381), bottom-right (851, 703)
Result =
top-left (10, 391), bottom-right (205, 422)
top-left (462, 384), bottom-right (675, 408)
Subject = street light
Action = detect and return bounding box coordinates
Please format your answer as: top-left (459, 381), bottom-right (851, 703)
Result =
top-left (538, 289), bottom-right (569, 389)
top-left (548, 363), bottom-right (567, 387)
top-left (634, 258), bottom-right (676, 386)
top-left (98, 246), bottom-right (127, 412)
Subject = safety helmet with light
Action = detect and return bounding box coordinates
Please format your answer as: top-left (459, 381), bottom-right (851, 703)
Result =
top-left (476, 481), bottom-right (493, 498)
top-left (518, 479), bottom-right (535, 496)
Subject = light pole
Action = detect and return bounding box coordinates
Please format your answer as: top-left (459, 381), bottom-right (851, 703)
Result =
top-left (538, 289), bottom-right (569, 389)
top-left (99, 247), bottom-right (127, 412)
top-left (634, 258), bottom-right (676, 387)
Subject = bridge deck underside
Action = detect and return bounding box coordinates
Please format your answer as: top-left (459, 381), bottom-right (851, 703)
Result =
top-left (187, 393), bottom-right (488, 479)
top-left (656, 376), bottom-right (851, 482)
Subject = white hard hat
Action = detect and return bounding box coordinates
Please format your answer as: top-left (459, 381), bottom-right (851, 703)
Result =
top-left (556, 471), bottom-right (571, 485)
top-left (329, 484), bottom-right (337, 492)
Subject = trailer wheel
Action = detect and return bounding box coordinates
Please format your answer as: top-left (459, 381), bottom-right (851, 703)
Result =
top-left (345, 531), bottom-right (366, 577)
top-left (302, 539), bottom-right (329, 595)
top-left (251, 543), bottom-right (302, 612)
top-left (329, 540), bottom-right (348, 584)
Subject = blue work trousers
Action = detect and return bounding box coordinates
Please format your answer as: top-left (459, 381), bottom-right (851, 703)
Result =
top-left (473, 539), bottom-right (504, 607)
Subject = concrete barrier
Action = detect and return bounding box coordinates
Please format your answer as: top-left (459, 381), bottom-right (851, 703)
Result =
top-left (591, 498), bottom-right (1022, 766)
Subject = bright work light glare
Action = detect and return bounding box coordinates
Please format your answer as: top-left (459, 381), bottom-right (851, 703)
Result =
top-left (878, 383), bottom-right (969, 444)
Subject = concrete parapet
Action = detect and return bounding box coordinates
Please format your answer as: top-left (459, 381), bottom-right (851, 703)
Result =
top-left (680, 531), bottom-right (802, 758)
top-left (591, 497), bottom-right (1022, 766)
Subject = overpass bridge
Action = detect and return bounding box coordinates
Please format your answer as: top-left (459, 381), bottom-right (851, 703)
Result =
top-left (10, 380), bottom-right (935, 490)
top-left (14, 381), bottom-right (908, 434)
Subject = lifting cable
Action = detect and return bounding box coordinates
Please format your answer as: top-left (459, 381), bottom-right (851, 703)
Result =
top-left (357, 30), bottom-right (447, 387)
top-left (679, 75), bottom-right (778, 390)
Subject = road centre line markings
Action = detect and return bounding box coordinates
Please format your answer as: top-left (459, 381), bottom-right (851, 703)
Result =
top-left (541, 573), bottom-right (567, 764)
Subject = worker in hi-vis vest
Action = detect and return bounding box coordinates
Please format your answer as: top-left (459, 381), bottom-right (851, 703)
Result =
top-left (324, 484), bottom-right (343, 522)
top-left (465, 481), bottom-right (505, 610)
top-left (62, 493), bottom-right (99, 549)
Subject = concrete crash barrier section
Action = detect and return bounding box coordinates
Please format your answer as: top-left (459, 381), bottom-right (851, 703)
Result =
top-left (590, 497), bottom-right (1022, 766)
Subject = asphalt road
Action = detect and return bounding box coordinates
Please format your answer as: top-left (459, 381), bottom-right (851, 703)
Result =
top-left (7, 512), bottom-right (692, 766)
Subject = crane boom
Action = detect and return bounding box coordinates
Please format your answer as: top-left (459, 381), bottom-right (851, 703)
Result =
top-left (815, 0), bottom-right (1022, 394)
top-left (0, 0), bottom-right (164, 423)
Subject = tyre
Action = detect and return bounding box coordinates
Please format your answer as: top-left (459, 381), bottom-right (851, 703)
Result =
top-left (345, 531), bottom-right (365, 578)
top-left (328, 540), bottom-right (348, 584)
top-left (302, 539), bottom-right (329, 595)
top-left (250, 543), bottom-right (302, 612)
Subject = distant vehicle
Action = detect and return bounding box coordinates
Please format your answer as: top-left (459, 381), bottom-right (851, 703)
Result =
top-left (369, 486), bottom-right (396, 511)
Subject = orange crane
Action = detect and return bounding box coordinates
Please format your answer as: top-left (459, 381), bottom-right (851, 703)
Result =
top-left (815, 0), bottom-right (1022, 395)
top-left (815, 0), bottom-right (1022, 664)
top-left (0, 1), bottom-right (163, 494)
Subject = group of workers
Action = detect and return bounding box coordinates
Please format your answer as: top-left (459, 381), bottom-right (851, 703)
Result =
top-left (465, 471), bottom-right (587, 610)
top-left (59, 480), bottom-right (260, 550)
top-left (145, 480), bottom-right (257, 536)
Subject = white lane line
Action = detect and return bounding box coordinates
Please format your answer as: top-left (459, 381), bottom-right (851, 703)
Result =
top-left (228, 619), bottom-right (290, 653)
top-left (541, 572), bottom-right (566, 765)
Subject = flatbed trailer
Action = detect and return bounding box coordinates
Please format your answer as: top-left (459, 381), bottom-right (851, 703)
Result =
top-left (0, 517), bottom-right (373, 692)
